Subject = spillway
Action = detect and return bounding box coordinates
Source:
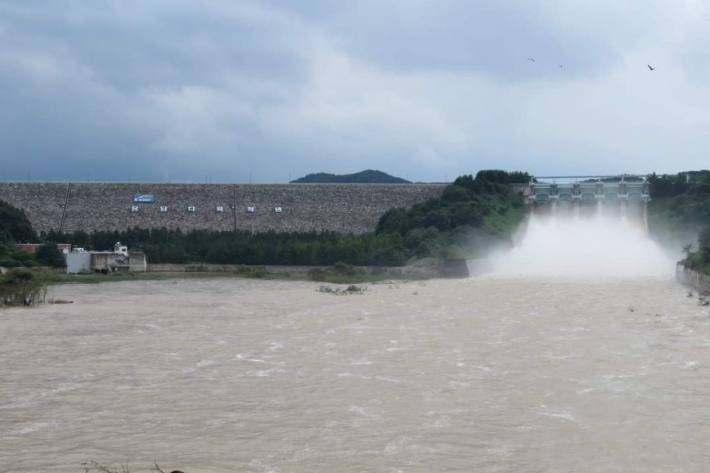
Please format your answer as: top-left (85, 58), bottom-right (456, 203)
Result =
top-left (492, 209), bottom-right (674, 278)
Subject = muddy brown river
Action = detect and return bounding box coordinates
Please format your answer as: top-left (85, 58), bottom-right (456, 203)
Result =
top-left (1, 275), bottom-right (709, 472)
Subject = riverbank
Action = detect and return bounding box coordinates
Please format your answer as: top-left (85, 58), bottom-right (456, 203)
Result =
top-left (676, 263), bottom-right (710, 293)
top-left (0, 261), bottom-right (448, 289)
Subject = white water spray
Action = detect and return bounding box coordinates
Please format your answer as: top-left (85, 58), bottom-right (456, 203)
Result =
top-left (492, 209), bottom-right (674, 278)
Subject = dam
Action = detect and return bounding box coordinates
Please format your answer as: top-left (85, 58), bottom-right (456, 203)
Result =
top-left (526, 175), bottom-right (650, 222)
top-left (0, 182), bottom-right (445, 234)
top-left (0, 175), bottom-right (650, 236)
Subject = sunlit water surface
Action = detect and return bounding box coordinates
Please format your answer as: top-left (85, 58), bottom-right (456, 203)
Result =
top-left (1, 273), bottom-right (709, 472)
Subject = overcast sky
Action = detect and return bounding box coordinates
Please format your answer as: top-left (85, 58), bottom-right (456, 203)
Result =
top-left (1, 1), bottom-right (709, 183)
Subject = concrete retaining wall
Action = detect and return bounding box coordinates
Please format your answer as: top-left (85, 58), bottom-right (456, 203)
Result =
top-left (0, 182), bottom-right (444, 234)
top-left (676, 264), bottom-right (710, 293)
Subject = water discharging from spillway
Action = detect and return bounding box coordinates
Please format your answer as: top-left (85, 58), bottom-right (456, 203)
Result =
top-left (491, 206), bottom-right (675, 278)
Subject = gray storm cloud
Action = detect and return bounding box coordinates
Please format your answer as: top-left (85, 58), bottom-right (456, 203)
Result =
top-left (0, 0), bottom-right (708, 182)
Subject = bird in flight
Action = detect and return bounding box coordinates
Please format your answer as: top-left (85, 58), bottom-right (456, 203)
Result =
top-left (527, 58), bottom-right (535, 62)
top-left (648, 65), bottom-right (656, 71)
top-left (558, 64), bottom-right (564, 68)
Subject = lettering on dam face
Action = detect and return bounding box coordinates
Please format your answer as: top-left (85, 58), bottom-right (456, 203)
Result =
top-left (133, 193), bottom-right (155, 203)
top-left (0, 183), bottom-right (445, 234)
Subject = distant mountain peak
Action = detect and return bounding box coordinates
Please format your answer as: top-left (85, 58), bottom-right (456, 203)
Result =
top-left (292, 170), bottom-right (410, 184)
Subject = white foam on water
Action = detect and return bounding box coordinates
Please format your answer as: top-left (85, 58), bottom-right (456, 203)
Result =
top-left (350, 358), bottom-right (373, 366)
top-left (3, 421), bottom-right (57, 437)
top-left (492, 213), bottom-right (675, 278)
top-left (348, 406), bottom-right (370, 416)
top-left (51, 382), bottom-right (78, 394)
top-left (248, 370), bottom-right (271, 377)
top-left (539, 411), bottom-right (579, 423)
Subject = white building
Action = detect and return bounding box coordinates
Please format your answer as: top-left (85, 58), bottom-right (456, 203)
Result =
top-left (66, 242), bottom-right (147, 274)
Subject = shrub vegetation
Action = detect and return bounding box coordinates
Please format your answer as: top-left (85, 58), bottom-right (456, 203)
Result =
top-left (683, 226), bottom-right (710, 275)
top-left (0, 269), bottom-right (47, 307)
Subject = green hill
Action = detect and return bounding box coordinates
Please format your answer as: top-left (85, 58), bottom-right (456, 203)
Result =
top-left (292, 170), bottom-right (410, 184)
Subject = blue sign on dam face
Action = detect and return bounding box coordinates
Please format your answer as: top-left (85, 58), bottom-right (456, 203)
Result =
top-left (133, 194), bottom-right (155, 203)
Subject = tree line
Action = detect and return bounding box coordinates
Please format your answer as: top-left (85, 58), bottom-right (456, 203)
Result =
top-left (44, 228), bottom-right (410, 266)
top-left (648, 171), bottom-right (710, 199)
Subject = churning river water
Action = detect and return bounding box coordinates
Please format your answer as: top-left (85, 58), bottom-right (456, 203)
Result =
top-left (1, 272), bottom-right (709, 472)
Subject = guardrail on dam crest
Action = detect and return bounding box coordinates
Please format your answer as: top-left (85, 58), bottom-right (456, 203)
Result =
top-left (0, 183), bottom-right (445, 234)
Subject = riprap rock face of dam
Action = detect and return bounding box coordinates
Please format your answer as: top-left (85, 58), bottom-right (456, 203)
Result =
top-left (0, 182), bottom-right (445, 234)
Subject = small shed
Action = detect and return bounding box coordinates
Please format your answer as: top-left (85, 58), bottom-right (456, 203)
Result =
top-left (66, 251), bottom-right (92, 274)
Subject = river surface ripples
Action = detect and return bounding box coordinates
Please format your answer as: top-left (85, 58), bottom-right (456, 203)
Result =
top-left (1, 276), bottom-right (709, 472)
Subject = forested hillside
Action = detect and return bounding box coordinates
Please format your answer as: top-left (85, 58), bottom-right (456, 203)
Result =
top-left (647, 171), bottom-right (710, 274)
top-left (375, 170), bottom-right (530, 259)
top-left (647, 172), bottom-right (710, 251)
